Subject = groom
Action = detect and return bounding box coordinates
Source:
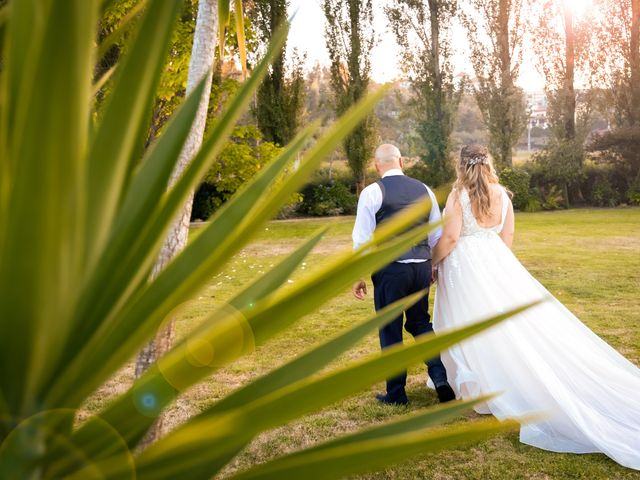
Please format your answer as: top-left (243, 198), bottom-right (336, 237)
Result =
top-left (352, 144), bottom-right (455, 406)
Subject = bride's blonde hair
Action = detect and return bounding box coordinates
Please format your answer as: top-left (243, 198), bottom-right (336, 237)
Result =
top-left (453, 144), bottom-right (500, 219)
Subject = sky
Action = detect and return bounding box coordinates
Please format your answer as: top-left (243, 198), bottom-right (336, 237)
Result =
top-left (287, 0), bottom-right (546, 92)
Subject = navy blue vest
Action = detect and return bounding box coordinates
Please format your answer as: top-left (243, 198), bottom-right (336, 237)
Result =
top-left (375, 175), bottom-right (432, 262)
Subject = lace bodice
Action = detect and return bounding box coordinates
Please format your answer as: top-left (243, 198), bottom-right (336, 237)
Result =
top-left (459, 187), bottom-right (509, 237)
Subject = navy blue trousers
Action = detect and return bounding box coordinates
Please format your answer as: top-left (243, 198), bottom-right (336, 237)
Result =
top-left (372, 261), bottom-right (448, 399)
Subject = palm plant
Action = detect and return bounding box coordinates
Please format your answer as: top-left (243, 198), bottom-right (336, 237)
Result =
top-left (0, 0), bottom-right (535, 478)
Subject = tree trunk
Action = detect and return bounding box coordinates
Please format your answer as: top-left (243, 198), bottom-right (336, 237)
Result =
top-left (347, 0), bottom-right (369, 198)
top-left (428, 0), bottom-right (442, 122)
top-left (498, 0), bottom-right (513, 166)
top-left (562, 1), bottom-right (576, 140)
top-left (348, 0), bottom-right (362, 87)
top-left (324, 0), bottom-right (374, 195)
top-left (254, 0), bottom-right (289, 145)
top-left (630, 0), bottom-right (640, 126)
top-left (498, 0), bottom-right (512, 93)
top-left (134, 0), bottom-right (219, 446)
top-left (428, 0), bottom-right (448, 178)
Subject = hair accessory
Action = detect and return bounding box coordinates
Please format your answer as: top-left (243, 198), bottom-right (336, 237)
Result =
top-left (465, 155), bottom-right (489, 166)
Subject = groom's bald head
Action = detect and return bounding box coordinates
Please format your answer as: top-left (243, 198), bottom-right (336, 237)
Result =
top-left (374, 144), bottom-right (403, 175)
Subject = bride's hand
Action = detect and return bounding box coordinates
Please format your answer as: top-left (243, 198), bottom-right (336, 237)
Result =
top-left (431, 263), bottom-right (439, 283)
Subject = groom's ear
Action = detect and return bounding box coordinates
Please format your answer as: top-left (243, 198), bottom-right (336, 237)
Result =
top-left (399, 157), bottom-right (404, 169)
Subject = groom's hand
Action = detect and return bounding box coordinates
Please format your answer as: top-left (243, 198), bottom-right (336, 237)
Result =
top-left (352, 280), bottom-right (367, 300)
top-left (431, 263), bottom-right (439, 283)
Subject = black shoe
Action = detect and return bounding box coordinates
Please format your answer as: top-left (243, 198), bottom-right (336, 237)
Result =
top-left (375, 393), bottom-right (409, 406)
top-left (436, 384), bottom-right (456, 403)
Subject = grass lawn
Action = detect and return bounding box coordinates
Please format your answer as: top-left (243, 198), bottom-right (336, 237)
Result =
top-left (96, 207), bottom-right (640, 479)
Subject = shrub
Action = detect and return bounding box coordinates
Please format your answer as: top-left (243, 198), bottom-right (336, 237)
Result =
top-left (585, 127), bottom-right (640, 206)
top-left (192, 126), bottom-right (302, 220)
top-left (581, 163), bottom-right (624, 207)
top-left (524, 196), bottom-right (543, 212)
top-left (498, 167), bottom-right (530, 211)
top-left (540, 185), bottom-right (566, 210)
top-left (312, 182), bottom-right (356, 216)
top-left (299, 179), bottom-right (356, 216)
top-left (404, 161), bottom-right (431, 185)
top-left (192, 183), bottom-right (221, 220)
top-left (588, 126), bottom-right (640, 183)
top-left (591, 176), bottom-right (620, 207)
top-left (191, 126), bottom-right (282, 220)
top-left (531, 139), bottom-right (585, 207)
top-left (404, 159), bottom-right (455, 188)
top-left (516, 147), bottom-right (639, 209)
top-left (522, 161), bottom-right (546, 191)
top-left (297, 167), bottom-right (357, 217)
top-left (627, 177), bottom-right (640, 205)
top-left (523, 185), bottom-right (565, 211)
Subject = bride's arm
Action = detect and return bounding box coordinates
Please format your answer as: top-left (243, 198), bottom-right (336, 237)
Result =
top-left (499, 198), bottom-right (515, 248)
top-left (432, 191), bottom-right (462, 265)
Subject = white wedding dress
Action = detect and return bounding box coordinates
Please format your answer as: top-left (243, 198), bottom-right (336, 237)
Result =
top-left (432, 187), bottom-right (640, 470)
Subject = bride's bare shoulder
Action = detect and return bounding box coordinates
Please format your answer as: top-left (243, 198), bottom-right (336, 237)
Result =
top-left (447, 188), bottom-right (460, 203)
top-left (445, 188), bottom-right (462, 213)
top-left (490, 183), bottom-right (505, 194)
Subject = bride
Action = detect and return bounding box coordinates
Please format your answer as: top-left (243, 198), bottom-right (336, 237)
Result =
top-left (431, 144), bottom-right (640, 470)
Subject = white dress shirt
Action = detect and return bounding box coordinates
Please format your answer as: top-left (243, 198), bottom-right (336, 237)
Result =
top-left (352, 169), bottom-right (442, 263)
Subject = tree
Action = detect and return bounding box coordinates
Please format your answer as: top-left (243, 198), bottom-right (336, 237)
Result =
top-left (95, 1), bottom-right (198, 125)
top-left (453, 93), bottom-right (489, 147)
top-left (192, 124), bottom-right (284, 220)
top-left (305, 62), bottom-right (335, 125)
top-left (462, 0), bottom-right (527, 168)
top-left (134, 0), bottom-right (250, 442)
top-left (251, 0), bottom-right (306, 146)
top-left (375, 81), bottom-right (423, 158)
top-left (531, 0), bottom-right (598, 142)
top-left (594, 0), bottom-right (640, 127)
top-left (323, 0), bottom-right (377, 194)
top-left (132, 0), bottom-right (220, 445)
top-left (531, 0), bottom-right (595, 205)
top-left (586, 0), bottom-right (640, 201)
top-left (386, 0), bottom-right (463, 187)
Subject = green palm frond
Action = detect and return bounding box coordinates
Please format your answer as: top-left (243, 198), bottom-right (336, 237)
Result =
top-left (230, 419), bottom-right (518, 480)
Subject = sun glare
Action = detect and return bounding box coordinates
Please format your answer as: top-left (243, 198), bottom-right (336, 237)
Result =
top-left (564, 0), bottom-right (594, 17)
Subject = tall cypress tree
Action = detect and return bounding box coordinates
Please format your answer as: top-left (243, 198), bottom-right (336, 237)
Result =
top-left (386, 0), bottom-right (462, 187)
top-left (596, 0), bottom-right (640, 127)
top-left (532, 0), bottom-right (595, 205)
top-left (323, 0), bottom-right (377, 194)
top-left (462, 0), bottom-right (527, 168)
top-left (252, 0), bottom-right (305, 146)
